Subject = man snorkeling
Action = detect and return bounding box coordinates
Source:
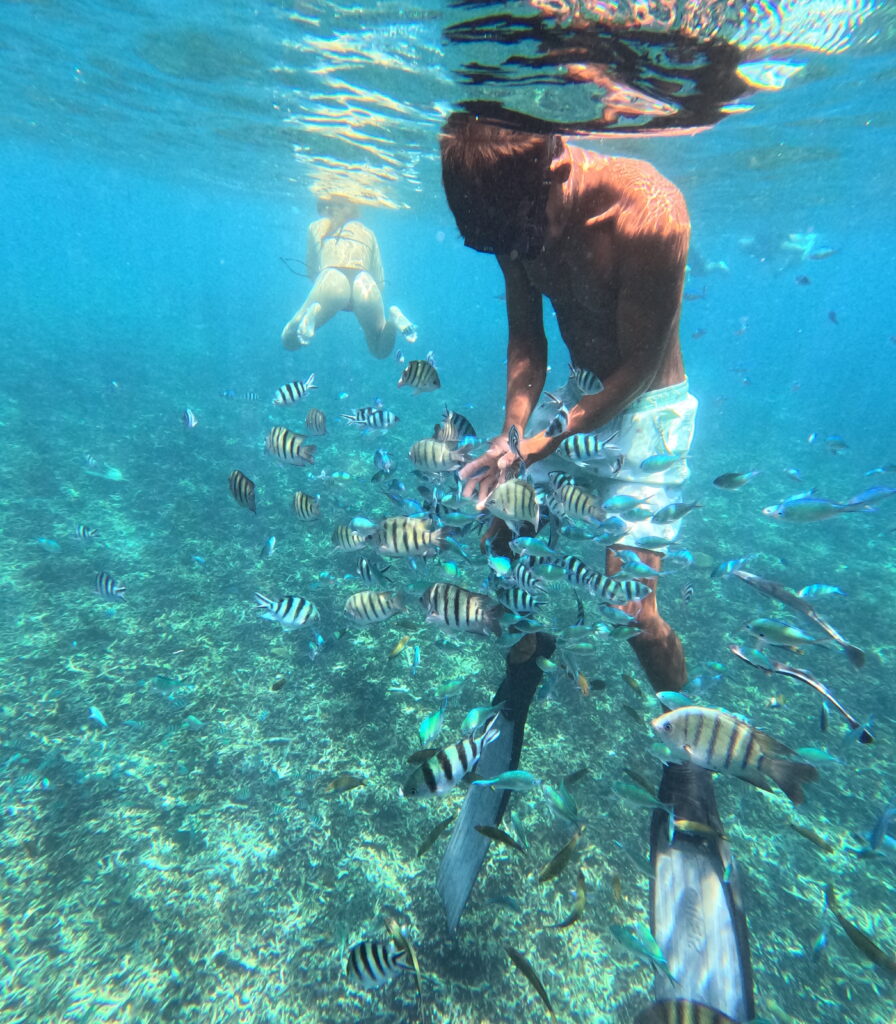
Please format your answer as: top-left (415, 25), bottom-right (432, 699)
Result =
top-left (436, 113), bottom-right (754, 1022)
top-left (281, 193), bottom-right (416, 359)
top-left (442, 111), bottom-right (697, 695)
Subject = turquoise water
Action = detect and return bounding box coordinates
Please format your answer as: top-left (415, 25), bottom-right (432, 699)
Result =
top-left (2, 3), bottom-right (896, 1023)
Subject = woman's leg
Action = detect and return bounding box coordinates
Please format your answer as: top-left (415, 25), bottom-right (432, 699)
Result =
top-left (281, 269), bottom-right (351, 350)
top-left (351, 271), bottom-right (396, 359)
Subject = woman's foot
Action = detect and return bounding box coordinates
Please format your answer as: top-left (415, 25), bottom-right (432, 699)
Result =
top-left (297, 303), bottom-right (321, 344)
top-left (389, 305), bottom-right (417, 344)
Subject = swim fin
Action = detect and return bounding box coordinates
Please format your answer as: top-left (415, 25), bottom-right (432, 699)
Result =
top-left (646, 763), bottom-right (755, 1022)
top-left (436, 632), bottom-right (555, 931)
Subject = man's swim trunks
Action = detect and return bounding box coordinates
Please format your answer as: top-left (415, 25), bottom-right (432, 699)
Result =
top-left (528, 378), bottom-right (698, 550)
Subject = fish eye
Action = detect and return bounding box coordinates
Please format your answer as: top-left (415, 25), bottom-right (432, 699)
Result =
top-left (662, 722), bottom-right (672, 732)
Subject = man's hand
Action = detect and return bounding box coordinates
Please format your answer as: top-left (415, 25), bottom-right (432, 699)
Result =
top-left (459, 431), bottom-right (564, 508)
top-left (458, 436), bottom-right (519, 508)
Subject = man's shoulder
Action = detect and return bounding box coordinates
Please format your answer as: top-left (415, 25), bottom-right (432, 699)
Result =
top-left (571, 147), bottom-right (689, 241)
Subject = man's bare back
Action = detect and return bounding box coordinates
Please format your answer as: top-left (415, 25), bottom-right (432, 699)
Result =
top-left (511, 146), bottom-right (687, 396)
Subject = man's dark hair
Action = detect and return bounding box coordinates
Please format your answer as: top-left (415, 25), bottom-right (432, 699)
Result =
top-left (440, 112), bottom-right (558, 258)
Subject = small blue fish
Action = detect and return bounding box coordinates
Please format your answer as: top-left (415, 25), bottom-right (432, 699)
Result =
top-left (461, 704), bottom-right (505, 735)
top-left (797, 583), bottom-right (847, 600)
top-left (35, 538), bottom-right (62, 553)
top-left (870, 805), bottom-right (896, 851)
top-left (471, 770), bottom-right (541, 792)
top-left (419, 701), bottom-right (447, 746)
top-left (639, 453), bottom-right (684, 472)
top-left (260, 536), bottom-right (276, 560)
top-left (610, 922), bottom-right (675, 982)
top-left (711, 555), bottom-right (753, 578)
top-left (88, 706), bottom-right (108, 729)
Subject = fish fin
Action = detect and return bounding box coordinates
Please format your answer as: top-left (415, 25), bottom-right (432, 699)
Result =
top-left (761, 756), bottom-right (817, 805)
top-left (485, 603), bottom-right (504, 638)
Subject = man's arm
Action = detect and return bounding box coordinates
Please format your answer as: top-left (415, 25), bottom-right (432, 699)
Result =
top-left (522, 200), bottom-right (689, 464)
top-left (459, 256), bottom-right (547, 504)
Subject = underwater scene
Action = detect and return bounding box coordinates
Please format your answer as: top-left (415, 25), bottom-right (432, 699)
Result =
top-left (2, 2), bottom-right (896, 1023)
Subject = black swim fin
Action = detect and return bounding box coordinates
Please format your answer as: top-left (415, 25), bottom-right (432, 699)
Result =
top-left (436, 632), bottom-right (555, 932)
top-left (646, 763), bottom-right (755, 1022)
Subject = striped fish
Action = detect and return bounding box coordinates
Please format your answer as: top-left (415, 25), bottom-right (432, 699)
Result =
top-left (505, 561), bottom-right (546, 595)
top-left (72, 525), bottom-right (99, 541)
top-left (304, 407), bottom-right (327, 435)
top-left (545, 405), bottom-right (569, 438)
top-left (181, 408), bottom-right (199, 429)
top-left (369, 517), bottom-right (443, 558)
top-left (553, 481), bottom-right (602, 523)
top-left (95, 571), bottom-right (126, 601)
top-left (408, 439), bottom-right (467, 473)
top-left (356, 556), bottom-right (390, 586)
top-left (273, 374), bottom-right (316, 405)
top-left (401, 715), bottom-right (501, 797)
top-left (434, 407), bottom-right (477, 446)
top-left (344, 590), bottom-right (405, 624)
top-left (228, 470), bottom-right (256, 512)
top-left (561, 554), bottom-right (600, 590)
top-left (397, 359), bottom-right (440, 394)
top-left (485, 478), bottom-right (540, 533)
top-left (587, 572), bottom-right (650, 604)
top-left (265, 426), bottom-right (317, 466)
top-left (560, 432), bottom-right (619, 464)
top-left (342, 407), bottom-right (399, 430)
top-left (634, 999), bottom-right (739, 1024)
top-left (420, 582), bottom-right (504, 637)
top-left (500, 587), bottom-right (540, 617)
top-left (332, 525), bottom-right (367, 551)
top-left (652, 706), bottom-right (818, 804)
top-left (569, 364), bottom-right (604, 396)
top-left (346, 940), bottom-right (409, 990)
top-left (292, 491), bottom-right (320, 520)
top-left (254, 592), bottom-right (319, 630)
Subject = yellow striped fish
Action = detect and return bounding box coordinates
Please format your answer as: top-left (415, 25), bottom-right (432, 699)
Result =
top-left (344, 590), bottom-right (405, 624)
top-left (292, 491), bottom-right (320, 520)
top-left (408, 439), bottom-right (467, 473)
top-left (369, 517), bottom-right (443, 558)
top-left (304, 408), bottom-right (327, 435)
top-left (332, 524), bottom-right (367, 551)
top-left (420, 582), bottom-right (503, 637)
top-left (228, 470), bottom-right (256, 512)
top-left (553, 481), bottom-right (602, 523)
top-left (397, 359), bottom-right (440, 394)
top-left (652, 707), bottom-right (818, 804)
top-left (265, 426), bottom-right (317, 466)
top-left (485, 478), bottom-right (540, 533)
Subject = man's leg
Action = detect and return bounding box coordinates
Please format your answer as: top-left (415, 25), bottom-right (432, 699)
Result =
top-left (281, 269), bottom-right (350, 350)
top-left (606, 545), bottom-right (687, 693)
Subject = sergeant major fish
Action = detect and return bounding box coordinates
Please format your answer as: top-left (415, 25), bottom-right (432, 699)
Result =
top-left (228, 470), bottom-right (256, 512)
top-left (401, 714), bottom-right (501, 797)
top-left (95, 571), bottom-right (126, 601)
top-left (652, 706), bottom-right (818, 804)
top-left (254, 593), bottom-right (319, 630)
top-left (368, 517), bottom-right (443, 559)
top-left (398, 359), bottom-right (440, 394)
top-left (273, 374), bottom-right (316, 405)
top-left (486, 478), bottom-right (540, 533)
top-left (420, 583), bottom-right (504, 637)
top-left (265, 426), bottom-right (317, 466)
top-left (346, 940), bottom-right (410, 989)
top-left (344, 590), bottom-right (405, 624)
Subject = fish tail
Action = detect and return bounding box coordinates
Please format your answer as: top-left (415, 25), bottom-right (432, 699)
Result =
top-left (763, 756), bottom-right (818, 805)
top-left (485, 602), bottom-right (504, 638)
